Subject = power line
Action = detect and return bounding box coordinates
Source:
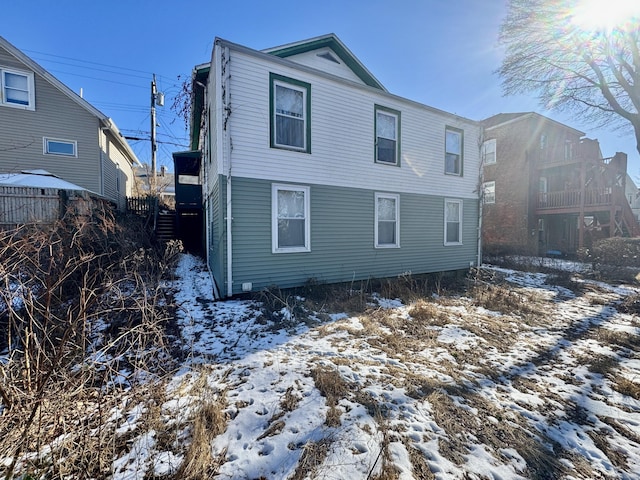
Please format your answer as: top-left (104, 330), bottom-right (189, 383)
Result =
top-left (46, 69), bottom-right (148, 89)
top-left (23, 48), bottom-right (173, 81)
top-left (30, 56), bottom-right (151, 81)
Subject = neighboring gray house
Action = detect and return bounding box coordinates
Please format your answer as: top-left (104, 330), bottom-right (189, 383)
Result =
top-left (188, 34), bottom-right (482, 297)
top-left (0, 36), bottom-right (140, 210)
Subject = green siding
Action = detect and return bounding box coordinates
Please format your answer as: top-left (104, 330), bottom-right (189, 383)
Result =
top-left (208, 175), bottom-right (226, 294)
top-left (215, 176), bottom-right (478, 296)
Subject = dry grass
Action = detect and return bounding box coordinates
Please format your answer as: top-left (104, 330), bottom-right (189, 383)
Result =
top-left (470, 283), bottom-right (546, 322)
top-left (310, 365), bottom-right (350, 427)
top-left (587, 354), bottom-right (618, 376)
top-left (613, 376), bottom-right (640, 400)
top-left (408, 300), bottom-right (451, 327)
top-left (175, 372), bottom-right (228, 479)
top-left (288, 437), bottom-right (332, 480)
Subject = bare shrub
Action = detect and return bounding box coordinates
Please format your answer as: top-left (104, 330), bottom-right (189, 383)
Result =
top-left (0, 209), bottom-right (177, 479)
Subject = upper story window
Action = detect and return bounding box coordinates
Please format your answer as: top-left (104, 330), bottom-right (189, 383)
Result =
top-left (1, 67), bottom-right (35, 110)
top-left (44, 137), bottom-right (77, 157)
top-left (270, 73), bottom-right (311, 153)
top-left (375, 192), bottom-right (399, 248)
top-left (444, 199), bottom-right (463, 245)
top-left (445, 127), bottom-right (463, 175)
top-left (272, 184), bottom-right (311, 253)
top-left (375, 105), bottom-right (400, 166)
top-left (540, 133), bottom-right (547, 150)
top-left (482, 138), bottom-right (496, 165)
top-left (483, 181), bottom-right (495, 204)
top-left (564, 140), bottom-right (574, 161)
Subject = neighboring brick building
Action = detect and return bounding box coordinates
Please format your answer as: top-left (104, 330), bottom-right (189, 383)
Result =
top-left (481, 112), bottom-right (639, 256)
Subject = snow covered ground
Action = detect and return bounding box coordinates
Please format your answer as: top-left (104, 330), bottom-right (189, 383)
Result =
top-left (7, 253), bottom-right (639, 479)
top-left (104, 254), bottom-right (640, 479)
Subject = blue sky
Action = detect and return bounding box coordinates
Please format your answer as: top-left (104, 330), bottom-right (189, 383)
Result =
top-left (3, 0), bottom-right (639, 177)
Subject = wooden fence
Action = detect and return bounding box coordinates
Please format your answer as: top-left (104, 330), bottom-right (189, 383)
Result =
top-left (0, 186), bottom-right (96, 225)
top-left (0, 186), bottom-right (60, 224)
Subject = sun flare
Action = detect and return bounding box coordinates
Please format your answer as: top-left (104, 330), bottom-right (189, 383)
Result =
top-left (571, 0), bottom-right (639, 32)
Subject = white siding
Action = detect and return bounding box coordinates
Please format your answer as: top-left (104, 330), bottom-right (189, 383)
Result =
top-left (223, 48), bottom-right (481, 200)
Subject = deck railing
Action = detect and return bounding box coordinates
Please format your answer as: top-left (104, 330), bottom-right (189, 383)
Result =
top-left (537, 188), bottom-right (614, 210)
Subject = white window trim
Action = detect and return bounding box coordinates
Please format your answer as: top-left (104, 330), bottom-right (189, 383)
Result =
top-left (482, 138), bottom-right (496, 165)
top-left (272, 184), bottom-right (311, 254)
top-left (1, 67), bottom-right (35, 110)
top-left (43, 137), bottom-right (78, 157)
top-left (444, 199), bottom-right (463, 246)
top-left (375, 192), bottom-right (400, 248)
top-left (483, 181), bottom-right (495, 204)
top-left (273, 79), bottom-right (308, 152)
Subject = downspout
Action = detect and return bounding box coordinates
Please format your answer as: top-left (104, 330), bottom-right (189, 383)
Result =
top-left (99, 126), bottom-right (108, 197)
top-left (222, 45), bottom-right (233, 298)
top-left (477, 129), bottom-right (484, 268)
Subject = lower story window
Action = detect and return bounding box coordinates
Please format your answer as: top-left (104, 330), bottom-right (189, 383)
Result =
top-left (375, 192), bottom-right (399, 248)
top-left (444, 199), bottom-right (462, 245)
top-left (44, 137), bottom-right (77, 157)
top-left (272, 184), bottom-right (310, 253)
top-left (483, 181), bottom-right (495, 204)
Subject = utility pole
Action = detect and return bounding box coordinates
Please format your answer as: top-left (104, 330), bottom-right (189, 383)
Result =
top-left (150, 74), bottom-right (157, 193)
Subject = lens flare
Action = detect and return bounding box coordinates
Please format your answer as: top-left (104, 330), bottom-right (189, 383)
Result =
top-left (571, 0), bottom-right (639, 32)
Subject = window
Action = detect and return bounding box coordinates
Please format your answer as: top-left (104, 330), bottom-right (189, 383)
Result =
top-left (272, 184), bottom-right (310, 253)
top-left (375, 105), bottom-right (400, 165)
top-left (270, 73), bottom-right (310, 153)
top-left (482, 138), bottom-right (496, 165)
top-left (540, 133), bottom-right (547, 150)
top-left (44, 138), bottom-right (77, 157)
top-left (375, 193), bottom-right (399, 248)
top-left (483, 181), bottom-right (495, 204)
top-left (565, 141), bottom-right (574, 161)
top-left (178, 174), bottom-right (200, 185)
top-left (1, 68), bottom-right (35, 109)
top-left (444, 199), bottom-right (462, 245)
top-left (445, 127), bottom-right (463, 175)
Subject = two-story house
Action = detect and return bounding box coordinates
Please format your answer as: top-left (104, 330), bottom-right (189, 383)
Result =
top-left (0, 36), bottom-right (140, 210)
top-left (481, 112), bottom-right (639, 256)
top-left (183, 34), bottom-right (482, 297)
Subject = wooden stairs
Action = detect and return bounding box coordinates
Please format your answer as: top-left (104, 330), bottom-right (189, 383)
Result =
top-left (156, 210), bottom-right (176, 243)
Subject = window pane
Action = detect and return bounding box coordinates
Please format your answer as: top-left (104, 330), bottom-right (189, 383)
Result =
top-left (278, 190), bottom-right (305, 218)
top-left (446, 202), bottom-right (460, 221)
top-left (276, 115), bottom-right (304, 148)
top-left (378, 221), bottom-right (396, 245)
top-left (178, 174), bottom-right (200, 185)
top-left (377, 112), bottom-right (396, 140)
top-left (276, 85), bottom-right (303, 118)
top-left (377, 137), bottom-right (396, 164)
top-left (446, 222), bottom-right (460, 243)
top-left (4, 72), bottom-right (29, 105)
top-left (446, 130), bottom-right (461, 154)
top-left (46, 140), bottom-right (75, 156)
top-left (278, 218), bottom-right (305, 247)
top-left (445, 153), bottom-right (460, 174)
top-left (377, 197), bottom-right (396, 221)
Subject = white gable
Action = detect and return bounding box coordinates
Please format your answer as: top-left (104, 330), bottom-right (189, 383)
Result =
top-left (281, 48), bottom-right (367, 85)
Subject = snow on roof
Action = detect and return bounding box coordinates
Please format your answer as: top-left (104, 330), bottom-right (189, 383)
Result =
top-left (0, 170), bottom-right (90, 191)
